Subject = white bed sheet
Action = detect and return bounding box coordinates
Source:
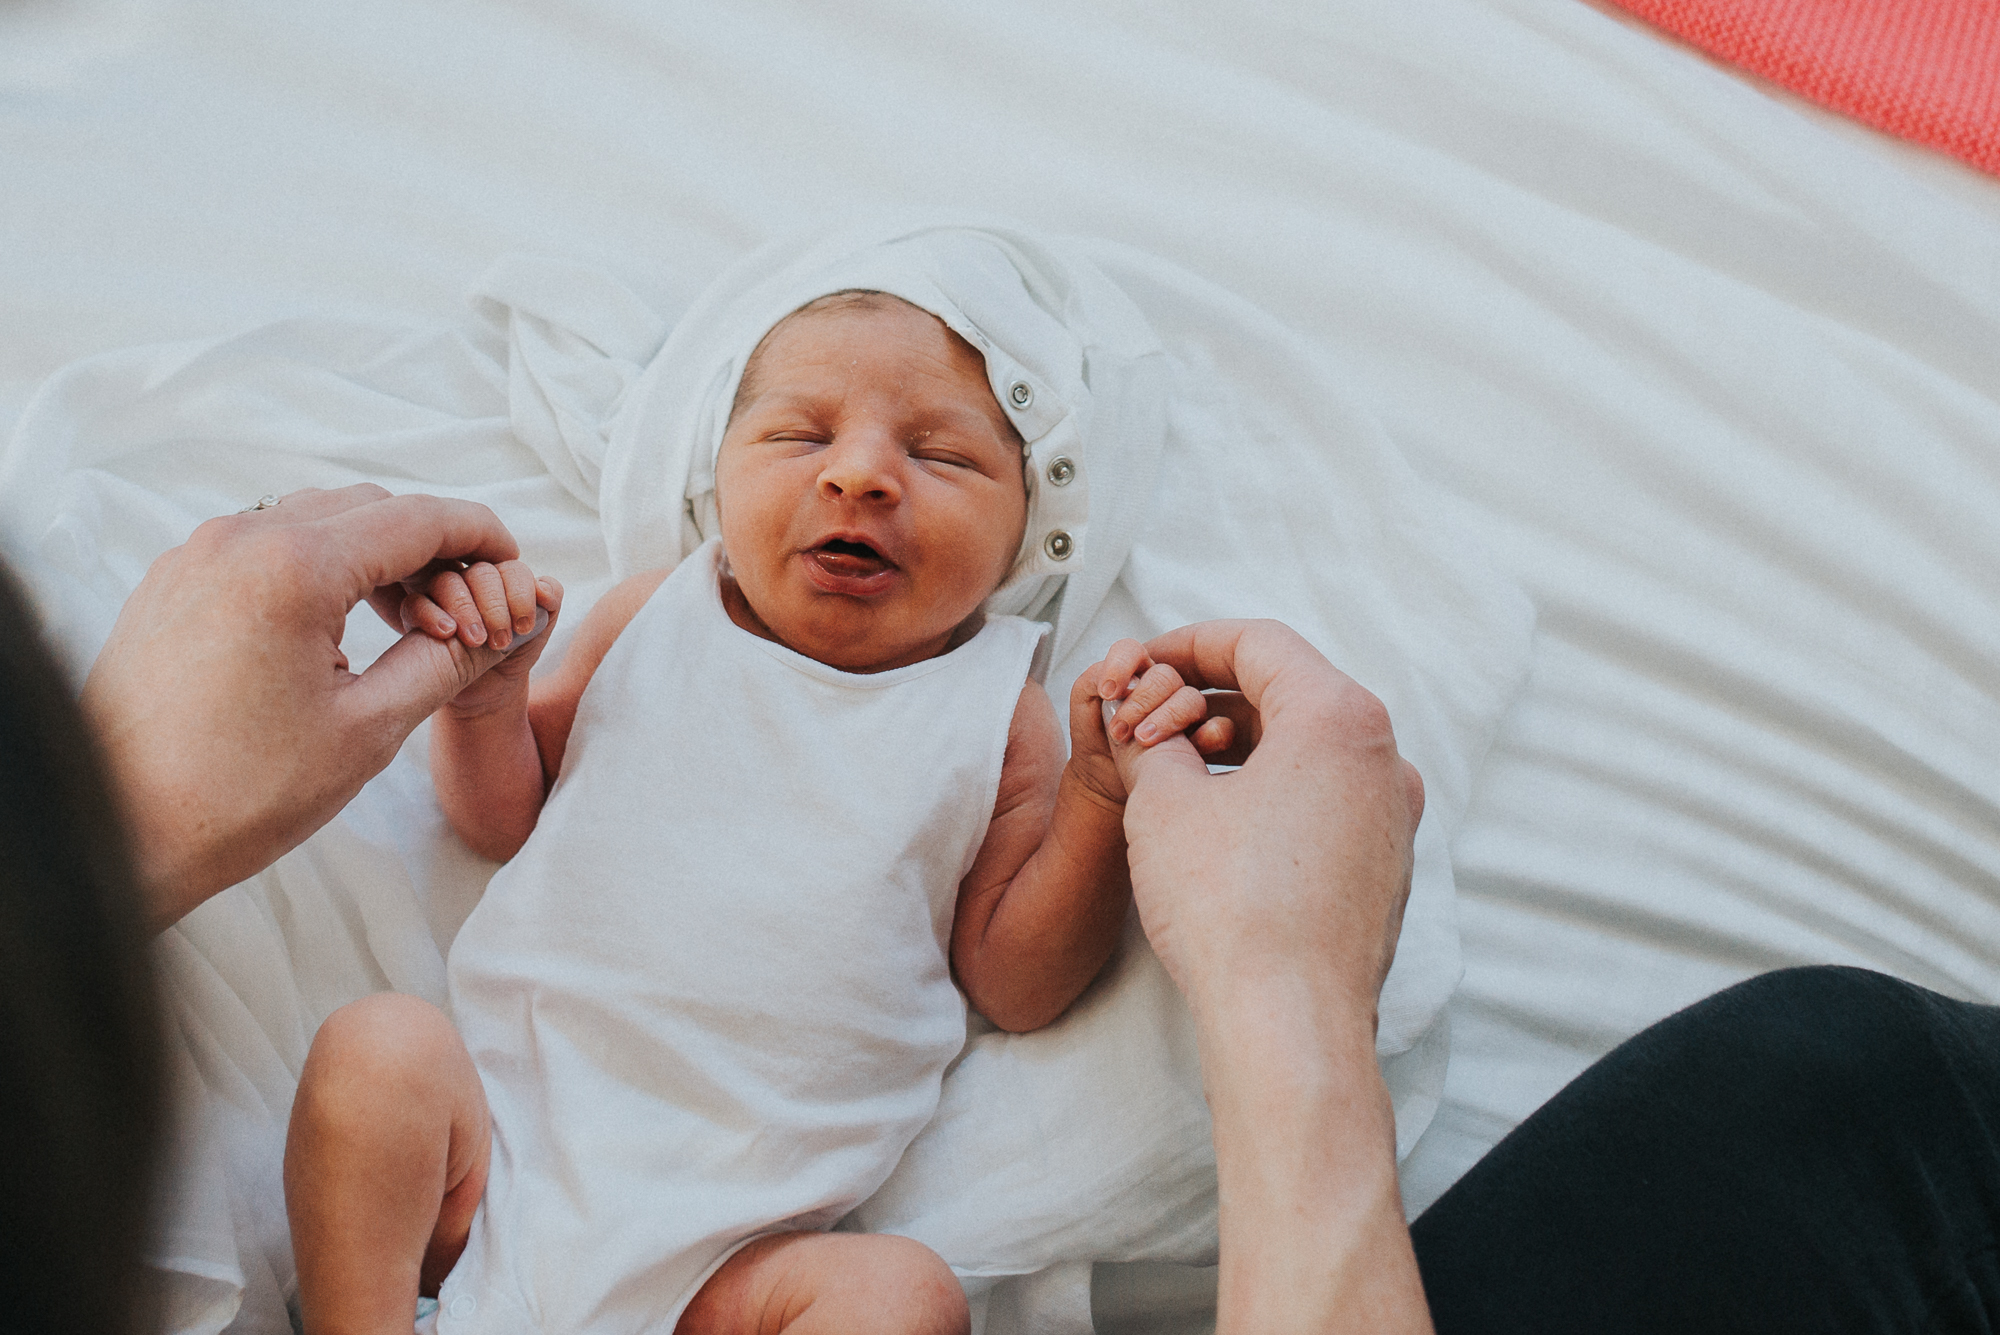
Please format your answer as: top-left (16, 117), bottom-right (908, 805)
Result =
top-left (7, 0), bottom-right (2000, 1329)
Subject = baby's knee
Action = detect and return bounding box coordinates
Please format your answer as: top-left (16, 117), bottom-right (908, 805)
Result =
top-left (296, 992), bottom-right (466, 1117)
top-left (861, 1235), bottom-right (968, 1335)
top-left (683, 1232), bottom-right (968, 1335)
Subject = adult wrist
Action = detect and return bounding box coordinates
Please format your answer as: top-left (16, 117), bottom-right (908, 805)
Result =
top-left (1193, 968), bottom-right (1380, 1113)
top-left (1194, 968), bottom-right (1424, 1334)
top-left (1183, 947), bottom-right (1381, 1048)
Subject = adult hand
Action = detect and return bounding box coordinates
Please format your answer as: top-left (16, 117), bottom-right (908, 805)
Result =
top-left (1111, 619), bottom-right (1423, 1018)
top-left (1109, 618), bottom-right (1433, 1335)
top-left (81, 485), bottom-right (530, 929)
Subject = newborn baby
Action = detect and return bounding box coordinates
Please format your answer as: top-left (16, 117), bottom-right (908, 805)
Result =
top-left (283, 290), bottom-right (1231, 1335)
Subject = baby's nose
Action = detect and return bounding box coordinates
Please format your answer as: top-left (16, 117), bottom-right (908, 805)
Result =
top-left (818, 435), bottom-right (903, 502)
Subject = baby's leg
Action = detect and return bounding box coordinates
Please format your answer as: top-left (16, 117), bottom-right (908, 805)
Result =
top-left (677, 1232), bottom-right (969, 1335)
top-left (284, 993), bottom-right (491, 1335)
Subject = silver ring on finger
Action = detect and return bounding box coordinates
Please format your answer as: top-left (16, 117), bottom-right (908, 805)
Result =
top-left (237, 494), bottom-right (282, 514)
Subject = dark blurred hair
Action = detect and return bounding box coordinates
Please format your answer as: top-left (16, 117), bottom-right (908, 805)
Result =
top-left (0, 557), bottom-right (162, 1333)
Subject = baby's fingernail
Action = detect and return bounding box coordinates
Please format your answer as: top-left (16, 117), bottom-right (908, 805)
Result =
top-left (439, 617), bottom-right (456, 634)
top-left (1137, 721), bottom-right (1158, 743)
top-left (517, 616), bottom-right (534, 633)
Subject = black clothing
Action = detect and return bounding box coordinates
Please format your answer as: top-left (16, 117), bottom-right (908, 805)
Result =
top-left (1414, 966), bottom-right (2000, 1333)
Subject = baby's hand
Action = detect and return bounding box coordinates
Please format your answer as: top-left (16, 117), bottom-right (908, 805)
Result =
top-left (403, 558), bottom-right (551, 652)
top-left (402, 561), bottom-right (562, 711)
top-left (1094, 639), bottom-right (1236, 753)
top-left (1066, 639), bottom-right (1237, 807)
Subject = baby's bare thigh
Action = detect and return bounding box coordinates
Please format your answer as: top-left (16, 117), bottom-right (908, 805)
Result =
top-left (677, 1231), bottom-right (969, 1335)
top-left (286, 993), bottom-right (492, 1303)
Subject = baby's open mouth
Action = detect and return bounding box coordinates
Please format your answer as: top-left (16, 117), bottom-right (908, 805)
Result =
top-left (810, 538), bottom-right (894, 577)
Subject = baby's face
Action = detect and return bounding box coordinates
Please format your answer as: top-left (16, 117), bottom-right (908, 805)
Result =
top-left (714, 296), bottom-right (1028, 674)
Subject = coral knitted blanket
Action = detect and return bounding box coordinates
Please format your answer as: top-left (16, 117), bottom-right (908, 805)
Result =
top-left (1610, 0), bottom-right (2000, 175)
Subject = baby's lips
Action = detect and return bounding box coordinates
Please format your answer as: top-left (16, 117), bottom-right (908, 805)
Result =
top-left (808, 537), bottom-right (896, 575)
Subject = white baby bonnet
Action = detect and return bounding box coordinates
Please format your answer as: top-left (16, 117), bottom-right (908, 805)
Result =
top-left (596, 217), bottom-right (1167, 668)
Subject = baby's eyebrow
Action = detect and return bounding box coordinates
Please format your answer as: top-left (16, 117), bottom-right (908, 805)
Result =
top-left (742, 391), bottom-right (1012, 441)
top-left (907, 401), bottom-right (1015, 438)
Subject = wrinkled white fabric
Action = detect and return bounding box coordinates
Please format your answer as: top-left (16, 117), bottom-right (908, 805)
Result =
top-left (8, 3), bottom-right (2000, 1331)
top-left (439, 540), bottom-right (1044, 1333)
top-left (0, 218), bottom-right (1529, 1327)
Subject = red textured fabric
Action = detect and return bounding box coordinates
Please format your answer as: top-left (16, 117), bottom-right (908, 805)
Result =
top-left (1606, 0), bottom-right (2000, 176)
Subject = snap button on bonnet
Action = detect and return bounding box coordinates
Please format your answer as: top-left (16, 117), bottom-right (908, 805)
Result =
top-left (447, 1295), bottom-right (477, 1318)
top-left (1008, 381), bottom-right (1033, 409)
top-left (1044, 530), bottom-right (1073, 560)
top-left (1046, 456), bottom-right (1075, 486)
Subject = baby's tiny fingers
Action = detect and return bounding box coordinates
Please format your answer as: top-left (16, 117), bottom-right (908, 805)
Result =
top-left (427, 570), bottom-right (485, 647)
top-left (464, 562), bottom-right (512, 650)
top-left (1069, 659), bottom-right (1115, 738)
top-left (1109, 661), bottom-right (1186, 742)
top-left (1134, 684), bottom-right (1209, 746)
top-left (1098, 638), bottom-right (1152, 700)
top-left (401, 591), bottom-right (457, 640)
top-left (498, 559), bottom-right (539, 634)
top-left (535, 575), bottom-right (564, 611)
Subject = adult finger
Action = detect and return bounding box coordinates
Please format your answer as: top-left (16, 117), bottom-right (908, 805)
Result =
top-left (1140, 620), bottom-right (1281, 699)
top-left (320, 495), bottom-right (520, 602)
top-left (1144, 620), bottom-right (1368, 747)
top-left (400, 591), bottom-right (458, 640)
top-left (343, 627), bottom-right (513, 743)
top-left (1107, 714), bottom-right (1211, 800)
top-left (1196, 691), bottom-right (1260, 762)
top-left (235, 483), bottom-right (395, 526)
top-left (1189, 715), bottom-right (1237, 756)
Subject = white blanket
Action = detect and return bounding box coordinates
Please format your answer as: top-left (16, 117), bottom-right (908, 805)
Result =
top-left (6, 0), bottom-right (2000, 1331)
top-left (0, 231), bottom-right (1529, 1330)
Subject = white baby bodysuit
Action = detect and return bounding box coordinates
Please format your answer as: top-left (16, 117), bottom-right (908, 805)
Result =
top-left (435, 539), bottom-right (1046, 1334)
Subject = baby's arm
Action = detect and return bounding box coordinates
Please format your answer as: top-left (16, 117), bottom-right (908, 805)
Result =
top-left (421, 565), bottom-right (667, 862)
top-left (951, 641), bottom-right (1234, 1033)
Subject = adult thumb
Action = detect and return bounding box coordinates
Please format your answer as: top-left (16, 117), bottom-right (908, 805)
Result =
top-left (1110, 726), bottom-right (1211, 800)
top-left (347, 629), bottom-right (509, 742)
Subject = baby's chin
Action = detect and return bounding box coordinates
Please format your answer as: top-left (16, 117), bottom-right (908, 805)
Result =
top-left (773, 617), bottom-right (968, 675)
top-left (719, 572), bottom-right (977, 674)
